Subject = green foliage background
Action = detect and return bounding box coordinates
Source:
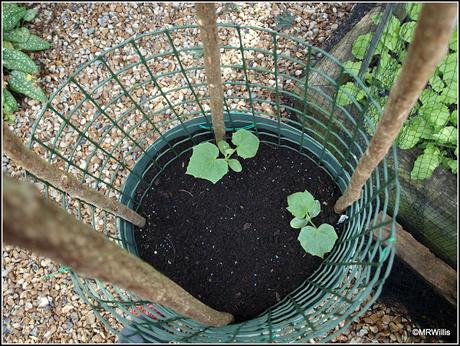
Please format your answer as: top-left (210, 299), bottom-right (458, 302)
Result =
top-left (337, 4), bottom-right (457, 180)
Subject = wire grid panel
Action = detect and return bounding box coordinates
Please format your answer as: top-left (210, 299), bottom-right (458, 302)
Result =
top-left (29, 24), bottom-right (399, 342)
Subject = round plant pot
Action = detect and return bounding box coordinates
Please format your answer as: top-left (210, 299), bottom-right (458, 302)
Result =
top-left (116, 113), bottom-right (393, 343)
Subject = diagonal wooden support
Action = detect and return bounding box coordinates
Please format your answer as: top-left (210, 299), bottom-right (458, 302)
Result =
top-left (3, 174), bottom-right (234, 326)
top-left (3, 124), bottom-right (145, 227)
top-left (377, 212), bottom-right (457, 307)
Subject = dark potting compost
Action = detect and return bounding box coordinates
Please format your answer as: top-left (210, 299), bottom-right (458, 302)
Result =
top-left (133, 140), bottom-right (343, 322)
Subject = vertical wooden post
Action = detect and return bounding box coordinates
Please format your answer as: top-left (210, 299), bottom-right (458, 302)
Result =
top-left (334, 3), bottom-right (458, 214)
top-left (196, 3), bottom-right (226, 143)
top-left (3, 124), bottom-right (146, 227)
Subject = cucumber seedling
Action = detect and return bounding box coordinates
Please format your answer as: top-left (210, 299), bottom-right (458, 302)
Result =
top-left (186, 128), bottom-right (260, 183)
top-left (287, 190), bottom-right (338, 258)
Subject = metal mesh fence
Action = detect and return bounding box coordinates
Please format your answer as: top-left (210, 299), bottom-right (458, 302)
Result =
top-left (27, 24), bottom-right (399, 342)
top-left (336, 3), bottom-right (457, 267)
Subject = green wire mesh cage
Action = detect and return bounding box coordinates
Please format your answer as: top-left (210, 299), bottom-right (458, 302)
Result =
top-left (28, 24), bottom-right (400, 342)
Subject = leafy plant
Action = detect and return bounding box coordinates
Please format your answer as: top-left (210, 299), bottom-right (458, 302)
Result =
top-left (337, 3), bottom-right (458, 180)
top-left (2, 3), bottom-right (50, 123)
top-left (186, 129), bottom-right (260, 183)
top-left (287, 190), bottom-right (338, 258)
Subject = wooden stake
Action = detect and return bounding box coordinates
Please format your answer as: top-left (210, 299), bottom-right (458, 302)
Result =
top-left (3, 124), bottom-right (146, 227)
top-left (196, 3), bottom-right (226, 143)
top-left (3, 174), bottom-right (234, 327)
top-left (334, 4), bottom-right (458, 214)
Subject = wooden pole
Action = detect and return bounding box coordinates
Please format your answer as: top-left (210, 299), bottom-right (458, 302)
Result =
top-left (334, 3), bottom-right (458, 214)
top-left (3, 174), bottom-right (234, 327)
top-left (196, 3), bottom-right (226, 143)
top-left (3, 124), bottom-right (146, 227)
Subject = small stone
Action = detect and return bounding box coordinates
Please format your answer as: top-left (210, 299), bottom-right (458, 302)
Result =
top-left (38, 296), bottom-right (50, 308)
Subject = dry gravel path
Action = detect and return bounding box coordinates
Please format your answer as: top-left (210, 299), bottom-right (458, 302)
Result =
top-left (3, 2), bottom-right (430, 343)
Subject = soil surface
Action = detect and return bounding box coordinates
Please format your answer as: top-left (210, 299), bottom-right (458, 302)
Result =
top-left (134, 140), bottom-right (342, 322)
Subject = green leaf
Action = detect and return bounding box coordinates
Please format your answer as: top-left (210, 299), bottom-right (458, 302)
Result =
top-left (336, 82), bottom-right (365, 106)
top-left (407, 3), bottom-right (422, 21)
top-left (3, 27), bottom-right (31, 43)
top-left (186, 142), bottom-right (228, 183)
top-left (379, 32), bottom-right (399, 52)
top-left (438, 53), bottom-right (457, 84)
top-left (8, 70), bottom-right (47, 103)
top-left (2, 3), bottom-right (27, 32)
top-left (419, 89), bottom-right (439, 105)
top-left (352, 32), bottom-right (372, 60)
top-left (428, 74), bottom-right (445, 93)
top-left (400, 21), bottom-right (416, 43)
top-left (440, 81), bottom-right (457, 105)
top-left (449, 29), bottom-right (457, 52)
top-left (287, 190), bottom-right (316, 219)
top-left (432, 126), bottom-right (457, 144)
top-left (2, 47), bottom-right (39, 74)
top-left (23, 8), bottom-right (38, 22)
top-left (3, 88), bottom-right (18, 113)
top-left (298, 224), bottom-right (338, 258)
top-left (449, 110), bottom-right (457, 126)
top-left (231, 129), bottom-right (260, 159)
top-left (343, 61), bottom-right (362, 76)
top-left (13, 34), bottom-right (50, 51)
top-left (445, 159), bottom-right (457, 174)
top-left (228, 159), bottom-right (242, 172)
top-left (217, 140), bottom-right (231, 155)
top-left (410, 145), bottom-right (442, 180)
top-left (397, 117), bottom-right (431, 149)
top-left (371, 12), bottom-right (383, 25)
top-left (375, 52), bottom-right (401, 89)
top-left (3, 40), bottom-right (14, 49)
top-left (418, 102), bottom-right (450, 130)
top-left (290, 217), bottom-right (308, 229)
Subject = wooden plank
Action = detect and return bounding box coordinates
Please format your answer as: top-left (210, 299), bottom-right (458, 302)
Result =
top-left (377, 212), bottom-right (457, 307)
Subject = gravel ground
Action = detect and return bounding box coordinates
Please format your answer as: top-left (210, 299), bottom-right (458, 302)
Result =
top-left (3, 2), bottom-right (430, 343)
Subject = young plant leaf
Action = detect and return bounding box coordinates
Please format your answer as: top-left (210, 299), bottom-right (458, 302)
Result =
top-left (290, 217), bottom-right (308, 229)
top-left (410, 145), bottom-right (442, 180)
top-left (217, 140), bottom-right (231, 155)
top-left (351, 32), bottom-right (372, 60)
top-left (186, 142), bottom-right (228, 184)
top-left (286, 191), bottom-right (315, 218)
top-left (297, 224), bottom-right (338, 258)
top-left (8, 70), bottom-right (47, 102)
top-left (13, 34), bottom-right (50, 51)
top-left (3, 27), bottom-right (31, 43)
top-left (432, 126), bottom-right (457, 144)
top-left (228, 159), bottom-right (242, 172)
top-left (449, 110), bottom-right (457, 127)
top-left (400, 21), bottom-right (416, 43)
top-left (2, 3), bottom-right (27, 32)
top-left (3, 88), bottom-right (18, 114)
top-left (23, 8), bottom-right (39, 22)
top-left (2, 47), bottom-right (39, 74)
top-left (232, 129), bottom-right (260, 159)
